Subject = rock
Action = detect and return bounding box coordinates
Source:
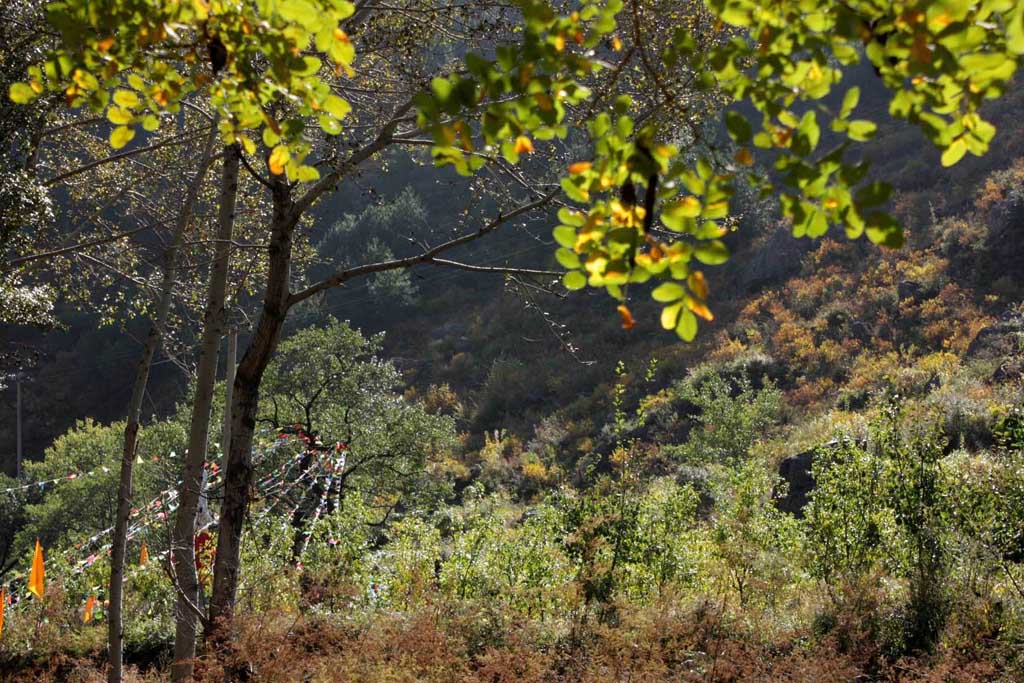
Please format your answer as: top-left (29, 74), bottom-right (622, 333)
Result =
top-left (775, 439), bottom-right (852, 516)
top-left (897, 279), bottom-right (923, 301)
top-left (965, 310), bottom-right (1024, 381)
top-left (983, 195), bottom-right (1024, 282)
top-left (774, 449), bottom-right (816, 518)
top-left (850, 320), bottom-right (873, 342)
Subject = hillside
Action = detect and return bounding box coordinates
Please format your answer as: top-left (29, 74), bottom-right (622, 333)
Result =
top-left (4, 2), bottom-right (1024, 680)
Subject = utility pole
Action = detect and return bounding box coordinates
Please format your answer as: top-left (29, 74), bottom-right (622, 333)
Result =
top-left (15, 375), bottom-right (22, 480)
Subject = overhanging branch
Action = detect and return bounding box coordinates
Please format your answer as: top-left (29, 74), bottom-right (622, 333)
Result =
top-left (286, 188), bottom-right (558, 308)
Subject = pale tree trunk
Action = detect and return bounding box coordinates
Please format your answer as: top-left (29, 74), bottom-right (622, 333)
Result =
top-left (169, 144), bottom-right (241, 683)
top-left (107, 131), bottom-right (218, 683)
top-left (208, 174), bottom-right (295, 643)
top-left (222, 328), bottom-right (237, 450)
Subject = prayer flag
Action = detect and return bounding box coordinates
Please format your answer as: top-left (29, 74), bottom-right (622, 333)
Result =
top-left (83, 594), bottom-right (96, 623)
top-left (28, 540), bottom-right (44, 600)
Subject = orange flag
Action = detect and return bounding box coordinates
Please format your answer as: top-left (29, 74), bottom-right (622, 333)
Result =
top-left (83, 595), bottom-right (96, 623)
top-left (28, 540), bottom-right (44, 600)
top-left (139, 541), bottom-right (149, 566)
top-left (1, 586), bottom-right (6, 637)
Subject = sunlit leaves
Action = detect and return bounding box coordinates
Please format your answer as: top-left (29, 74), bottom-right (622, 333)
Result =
top-left (9, 0), bottom-right (358, 182)
top-left (8, 83), bottom-right (35, 104)
top-left (415, 0), bottom-right (1023, 341)
top-left (109, 126), bottom-right (135, 149)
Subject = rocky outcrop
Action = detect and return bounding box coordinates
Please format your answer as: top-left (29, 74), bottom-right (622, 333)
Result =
top-left (774, 449), bottom-right (816, 518)
top-left (983, 194), bottom-right (1024, 282)
top-left (965, 310), bottom-right (1024, 382)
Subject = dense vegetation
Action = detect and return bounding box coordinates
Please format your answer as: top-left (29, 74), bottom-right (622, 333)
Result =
top-left (3, 0), bottom-right (1024, 681)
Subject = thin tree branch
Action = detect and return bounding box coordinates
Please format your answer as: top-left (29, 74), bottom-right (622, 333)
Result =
top-left (423, 257), bottom-right (559, 277)
top-left (45, 126), bottom-right (213, 186)
top-left (287, 189), bottom-right (557, 307)
top-left (7, 224), bottom-right (157, 268)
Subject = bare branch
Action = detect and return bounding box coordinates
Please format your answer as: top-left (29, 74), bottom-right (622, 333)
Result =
top-left (423, 257), bottom-right (559, 277)
top-left (287, 188), bottom-right (558, 307)
top-left (7, 224), bottom-right (160, 268)
top-left (45, 126), bottom-right (213, 186)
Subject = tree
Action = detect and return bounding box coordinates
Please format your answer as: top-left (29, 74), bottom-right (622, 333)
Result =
top-left (258, 319), bottom-right (456, 559)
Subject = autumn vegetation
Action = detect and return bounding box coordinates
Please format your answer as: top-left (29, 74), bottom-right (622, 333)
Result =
top-left (3, 0), bottom-right (1024, 681)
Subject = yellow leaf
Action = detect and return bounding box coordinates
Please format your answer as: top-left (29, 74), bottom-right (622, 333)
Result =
top-left (688, 271), bottom-right (708, 300)
top-left (617, 304), bottom-right (635, 330)
top-left (733, 148), bottom-right (753, 166)
top-left (514, 136), bottom-right (534, 154)
top-left (553, 34), bottom-right (565, 52)
top-left (687, 298), bottom-right (714, 321)
top-left (29, 540), bottom-right (44, 600)
top-left (612, 36), bottom-right (623, 51)
top-left (269, 145), bottom-right (290, 175)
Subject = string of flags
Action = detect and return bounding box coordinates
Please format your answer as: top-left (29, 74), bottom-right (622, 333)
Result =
top-left (0, 426), bottom-right (352, 634)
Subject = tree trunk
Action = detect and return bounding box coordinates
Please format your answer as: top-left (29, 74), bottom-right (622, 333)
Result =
top-left (107, 131), bottom-right (218, 683)
top-left (208, 175), bottom-right (296, 642)
top-left (170, 144), bottom-right (241, 683)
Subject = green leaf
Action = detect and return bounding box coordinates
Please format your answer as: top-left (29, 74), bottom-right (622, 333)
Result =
top-left (9, 82), bottom-right (35, 104)
top-left (661, 302), bottom-right (682, 330)
top-left (694, 240), bottom-right (729, 265)
top-left (724, 111), bottom-right (752, 144)
top-left (561, 177), bottom-right (589, 203)
top-left (941, 137), bottom-right (968, 166)
top-left (319, 115), bottom-right (342, 135)
top-left (847, 120), bottom-right (877, 142)
top-left (864, 212), bottom-right (904, 248)
top-left (109, 126), bottom-right (135, 150)
top-left (854, 182), bottom-right (892, 208)
top-left (278, 0), bottom-right (323, 30)
top-left (796, 110), bottom-right (820, 153)
top-left (563, 271), bottom-right (587, 290)
top-left (676, 307), bottom-right (698, 341)
top-left (431, 77), bottom-right (453, 102)
top-left (113, 89), bottom-right (140, 109)
top-left (294, 165), bottom-right (321, 182)
top-left (555, 248), bottom-right (581, 269)
top-left (553, 225), bottom-right (577, 248)
top-left (652, 282), bottom-right (684, 302)
top-left (557, 207), bottom-right (585, 227)
top-left (107, 108), bottom-right (133, 125)
top-left (840, 86), bottom-right (860, 119)
top-left (323, 94), bottom-right (351, 120)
